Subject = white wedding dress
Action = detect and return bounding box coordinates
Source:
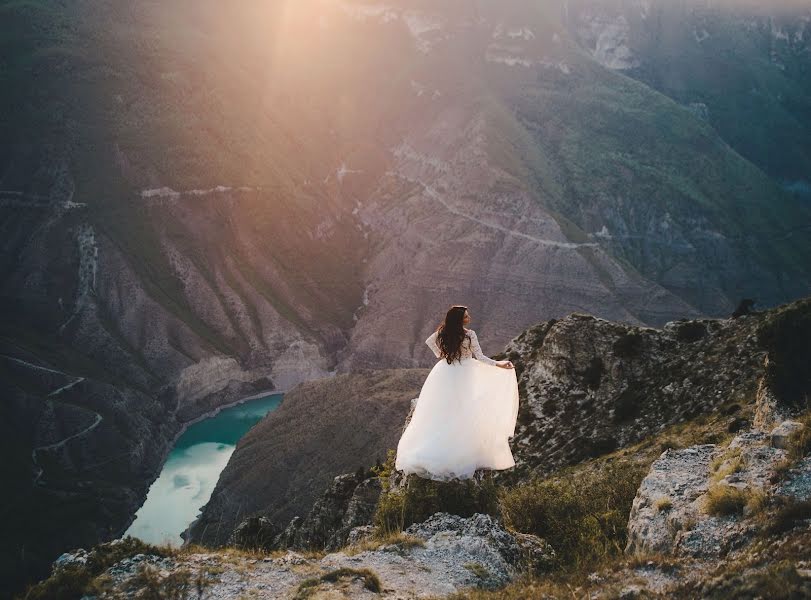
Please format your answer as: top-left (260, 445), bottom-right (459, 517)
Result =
top-left (395, 328), bottom-right (519, 481)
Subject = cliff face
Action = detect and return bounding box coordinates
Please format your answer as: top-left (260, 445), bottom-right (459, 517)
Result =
top-left (502, 308), bottom-right (770, 480)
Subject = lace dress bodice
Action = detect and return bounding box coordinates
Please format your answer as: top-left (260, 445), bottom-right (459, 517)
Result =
top-left (425, 329), bottom-right (498, 366)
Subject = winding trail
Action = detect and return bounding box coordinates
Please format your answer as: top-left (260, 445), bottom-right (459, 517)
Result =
top-left (390, 172), bottom-right (599, 250)
top-left (2, 354), bottom-right (103, 485)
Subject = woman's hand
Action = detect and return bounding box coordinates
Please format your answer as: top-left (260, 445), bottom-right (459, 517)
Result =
top-left (497, 360), bottom-right (514, 369)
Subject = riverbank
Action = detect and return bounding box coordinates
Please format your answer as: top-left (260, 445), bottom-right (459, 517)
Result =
top-left (116, 386), bottom-right (289, 541)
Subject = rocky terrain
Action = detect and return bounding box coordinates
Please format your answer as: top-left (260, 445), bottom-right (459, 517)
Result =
top-left (4, 0), bottom-right (811, 594)
top-left (26, 297), bottom-right (811, 598)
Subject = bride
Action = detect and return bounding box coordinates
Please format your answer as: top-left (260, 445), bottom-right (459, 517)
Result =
top-left (395, 305), bottom-right (519, 481)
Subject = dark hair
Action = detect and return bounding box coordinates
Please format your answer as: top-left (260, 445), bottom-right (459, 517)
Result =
top-left (436, 305), bottom-right (469, 364)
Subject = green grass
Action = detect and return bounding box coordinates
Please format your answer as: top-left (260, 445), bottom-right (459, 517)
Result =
top-left (372, 451), bottom-right (500, 537)
top-left (703, 485), bottom-right (762, 517)
top-left (499, 460), bottom-right (647, 569)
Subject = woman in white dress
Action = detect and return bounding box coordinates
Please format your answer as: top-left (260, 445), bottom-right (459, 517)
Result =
top-left (395, 305), bottom-right (519, 481)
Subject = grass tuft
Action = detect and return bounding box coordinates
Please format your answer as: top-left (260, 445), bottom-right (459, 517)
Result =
top-left (654, 497), bottom-right (673, 512)
top-left (464, 562), bottom-right (491, 580)
top-left (295, 567), bottom-right (382, 598)
top-left (499, 460), bottom-right (646, 568)
top-left (703, 485), bottom-right (758, 517)
top-left (344, 532), bottom-right (425, 556)
top-left (126, 564), bottom-right (193, 600)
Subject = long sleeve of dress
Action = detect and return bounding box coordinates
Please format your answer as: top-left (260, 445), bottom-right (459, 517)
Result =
top-left (469, 330), bottom-right (498, 366)
top-left (426, 331), bottom-right (442, 358)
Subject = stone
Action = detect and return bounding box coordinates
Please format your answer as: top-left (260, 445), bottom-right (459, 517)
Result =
top-left (272, 471), bottom-right (383, 551)
top-left (771, 420), bottom-right (804, 450)
top-left (228, 516), bottom-right (278, 550)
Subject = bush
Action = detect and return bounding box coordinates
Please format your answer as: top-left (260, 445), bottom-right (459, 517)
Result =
top-left (764, 500), bottom-right (811, 535)
top-left (373, 451), bottom-right (499, 537)
top-left (655, 497), bottom-right (673, 512)
top-left (786, 414), bottom-right (811, 462)
top-left (757, 300), bottom-right (811, 410)
top-left (499, 460), bottom-right (646, 568)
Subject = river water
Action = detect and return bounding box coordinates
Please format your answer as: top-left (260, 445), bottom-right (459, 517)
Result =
top-left (124, 393), bottom-right (283, 546)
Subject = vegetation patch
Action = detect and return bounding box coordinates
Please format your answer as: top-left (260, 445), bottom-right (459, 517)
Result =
top-left (674, 560), bottom-right (809, 600)
top-left (373, 452), bottom-right (498, 537)
top-left (464, 562), bottom-right (491, 580)
top-left (709, 446), bottom-right (745, 483)
top-left (499, 460), bottom-right (647, 568)
top-left (344, 532), bottom-right (426, 556)
top-left (786, 414), bottom-right (811, 462)
top-left (702, 484), bottom-right (765, 517)
top-left (757, 299), bottom-right (811, 411)
top-left (21, 537), bottom-right (176, 600)
top-left (295, 567), bottom-right (382, 598)
top-left (763, 499), bottom-right (811, 536)
top-left (125, 564), bottom-right (194, 600)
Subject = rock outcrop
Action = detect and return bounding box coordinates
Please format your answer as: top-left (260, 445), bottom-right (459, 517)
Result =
top-left (626, 422), bottom-right (809, 559)
top-left (502, 308), bottom-right (775, 480)
top-left (53, 514), bottom-right (553, 598)
top-left (26, 298), bottom-right (811, 598)
top-left (274, 471), bottom-right (383, 552)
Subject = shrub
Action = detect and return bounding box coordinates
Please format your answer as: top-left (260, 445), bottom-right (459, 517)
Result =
top-left (757, 299), bottom-right (811, 411)
top-left (499, 460), bottom-right (646, 568)
top-left (373, 451), bottom-right (499, 536)
top-left (786, 414), bottom-right (811, 462)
